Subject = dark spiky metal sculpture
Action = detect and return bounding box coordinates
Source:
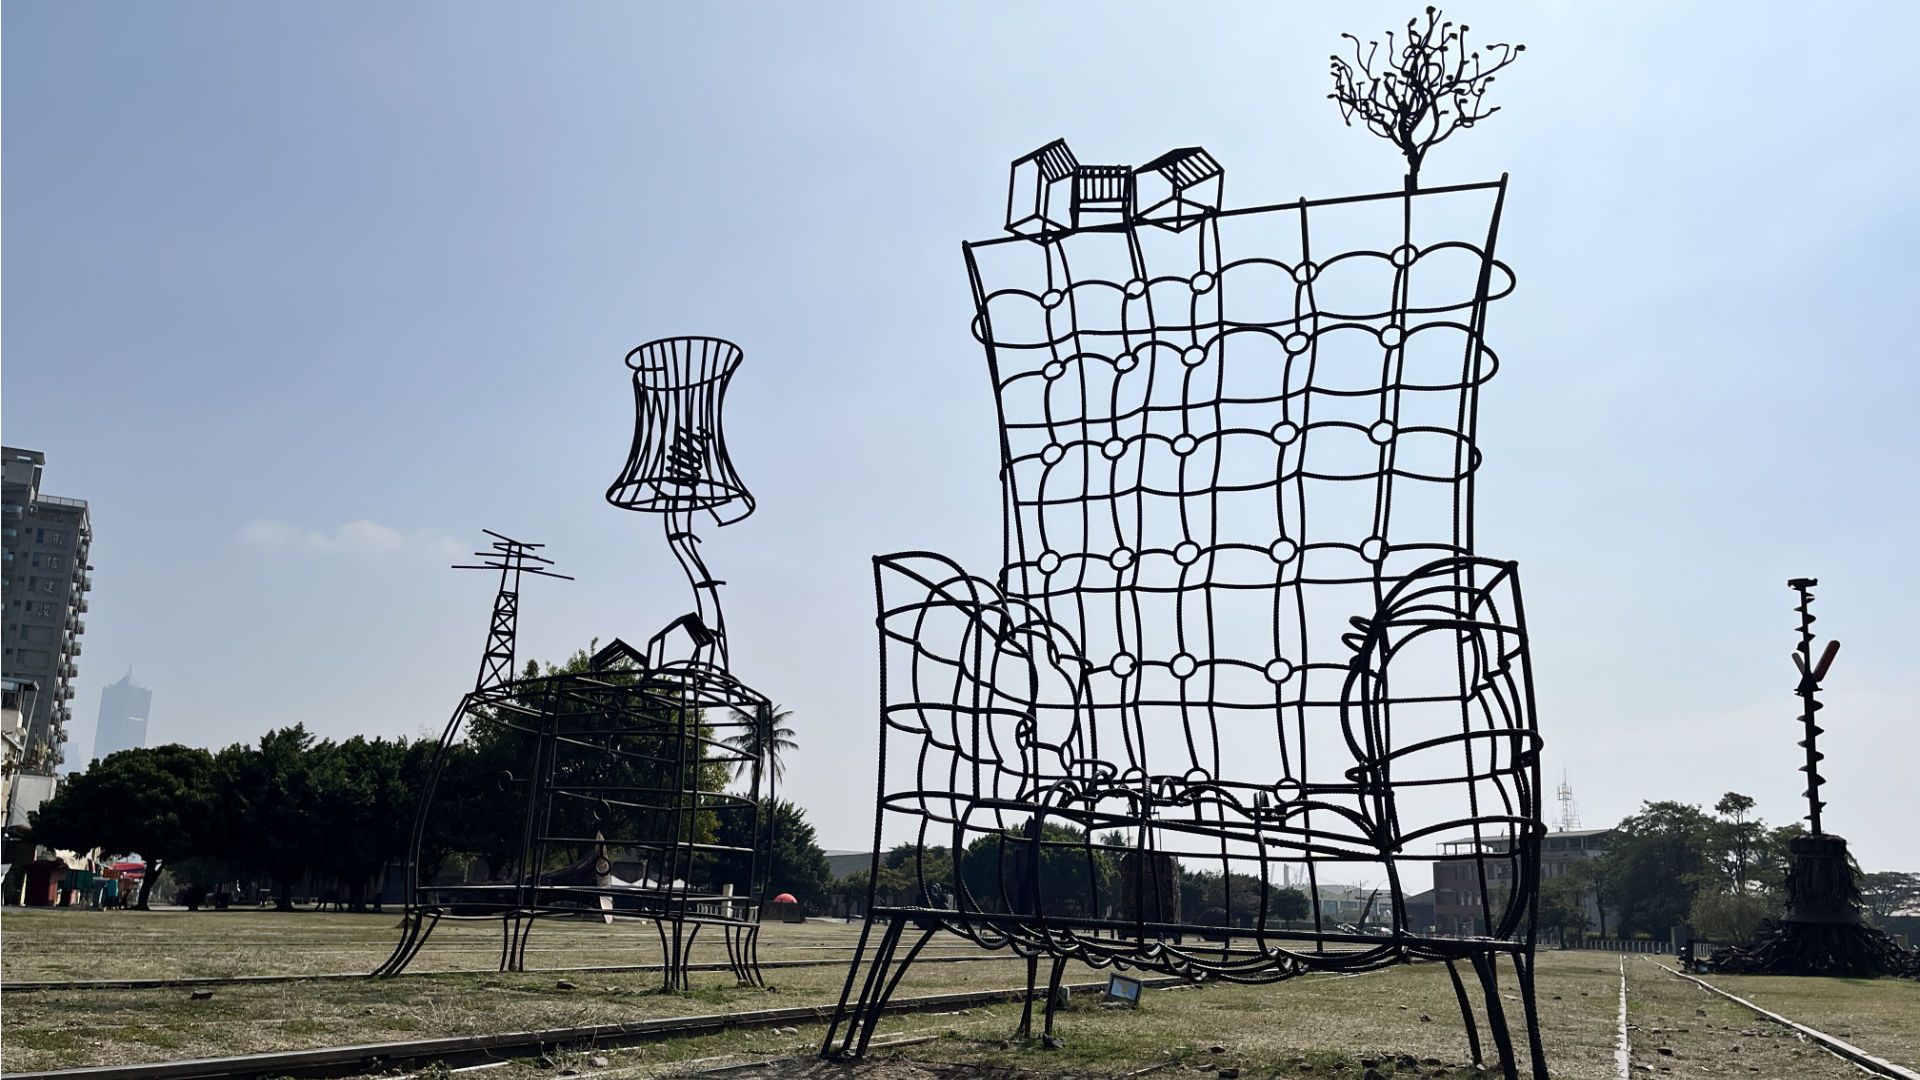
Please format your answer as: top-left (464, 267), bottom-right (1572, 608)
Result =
top-left (1708, 580), bottom-right (1919, 979)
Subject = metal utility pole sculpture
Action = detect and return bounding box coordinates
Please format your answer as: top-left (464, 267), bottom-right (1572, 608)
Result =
top-left (1709, 580), bottom-right (1918, 979)
top-left (459, 531), bottom-right (573, 693)
top-left (377, 338), bottom-right (777, 990)
top-left (827, 16), bottom-right (1549, 1078)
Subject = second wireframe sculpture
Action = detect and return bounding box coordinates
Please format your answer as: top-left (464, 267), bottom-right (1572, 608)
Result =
top-left (825, 143), bottom-right (1546, 1079)
top-left (378, 338), bottom-right (775, 990)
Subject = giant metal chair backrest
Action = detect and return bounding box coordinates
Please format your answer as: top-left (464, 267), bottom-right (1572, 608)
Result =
top-left (877, 143), bottom-right (1537, 946)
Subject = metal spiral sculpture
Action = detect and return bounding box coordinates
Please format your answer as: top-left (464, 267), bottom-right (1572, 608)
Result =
top-left (1705, 579), bottom-right (1918, 979)
top-left (1787, 577), bottom-right (1839, 834)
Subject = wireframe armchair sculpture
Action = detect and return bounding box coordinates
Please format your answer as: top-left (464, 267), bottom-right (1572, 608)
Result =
top-left (825, 143), bottom-right (1546, 1079)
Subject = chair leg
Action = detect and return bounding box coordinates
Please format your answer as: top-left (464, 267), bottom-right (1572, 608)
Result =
top-left (1470, 951), bottom-right (1520, 1080)
top-left (1017, 954), bottom-right (1040, 1038)
top-left (511, 913), bottom-right (537, 971)
top-left (1447, 959), bottom-right (1484, 1067)
top-left (684, 922), bottom-right (703, 987)
top-left (1041, 955), bottom-right (1069, 1048)
top-left (498, 914), bottom-right (519, 972)
top-left (743, 924), bottom-right (764, 987)
top-left (822, 915), bottom-right (882, 1059)
top-left (1511, 950), bottom-right (1549, 1080)
top-left (374, 913), bottom-right (422, 978)
top-left (655, 918), bottom-right (675, 992)
top-left (852, 919), bottom-right (916, 1058)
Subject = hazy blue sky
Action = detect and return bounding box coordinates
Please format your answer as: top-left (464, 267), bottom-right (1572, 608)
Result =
top-left (6, 3), bottom-right (1917, 870)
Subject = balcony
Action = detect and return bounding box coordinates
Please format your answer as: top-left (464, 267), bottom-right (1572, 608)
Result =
top-left (61, 685), bottom-right (74, 700)
top-left (68, 640), bottom-right (82, 657)
top-left (75, 597), bottom-right (88, 613)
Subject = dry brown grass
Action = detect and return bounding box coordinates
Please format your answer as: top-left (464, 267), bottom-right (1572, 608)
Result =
top-left (1690, 963), bottom-right (1920, 1070)
top-left (5, 911), bottom-right (1918, 1079)
top-left (0, 909), bottom-right (977, 981)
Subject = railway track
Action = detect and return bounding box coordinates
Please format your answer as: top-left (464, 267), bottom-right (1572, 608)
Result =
top-left (1643, 959), bottom-right (1920, 1080)
top-left (3, 974), bottom-right (1182, 1080)
top-left (0, 950), bottom-right (1010, 994)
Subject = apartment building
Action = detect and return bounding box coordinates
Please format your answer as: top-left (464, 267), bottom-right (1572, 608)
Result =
top-left (2, 448), bottom-right (94, 771)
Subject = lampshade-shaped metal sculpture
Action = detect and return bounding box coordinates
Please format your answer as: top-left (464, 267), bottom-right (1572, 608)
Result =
top-left (608, 336), bottom-right (755, 672)
top-left (607, 336), bottom-right (755, 523)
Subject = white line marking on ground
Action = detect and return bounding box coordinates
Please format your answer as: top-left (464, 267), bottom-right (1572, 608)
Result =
top-left (1615, 955), bottom-right (1631, 1080)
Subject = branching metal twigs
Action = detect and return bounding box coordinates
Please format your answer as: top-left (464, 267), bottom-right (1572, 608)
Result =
top-left (1329, 7), bottom-right (1524, 188)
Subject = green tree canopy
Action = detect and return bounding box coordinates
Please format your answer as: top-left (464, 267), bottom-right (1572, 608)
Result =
top-left (723, 701), bottom-right (796, 789)
top-left (1599, 801), bottom-right (1716, 936)
top-left (27, 744), bottom-right (216, 908)
top-left (307, 734), bottom-right (415, 909)
top-left (959, 819), bottom-right (1115, 917)
top-left (1538, 874), bottom-right (1591, 939)
top-left (1271, 886), bottom-right (1311, 923)
top-left (213, 725), bottom-right (323, 910)
top-left (1861, 871), bottom-right (1920, 924)
top-left (714, 798), bottom-right (832, 910)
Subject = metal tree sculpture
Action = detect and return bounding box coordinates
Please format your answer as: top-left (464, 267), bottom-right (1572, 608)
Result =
top-left (822, 138), bottom-right (1548, 1079)
top-left (1330, 7), bottom-right (1524, 189)
top-left (377, 338), bottom-right (779, 990)
top-left (1707, 580), bottom-right (1919, 979)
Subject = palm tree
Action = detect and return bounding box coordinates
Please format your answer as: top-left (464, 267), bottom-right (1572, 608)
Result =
top-left (724, 702), bottom-right (797, 791)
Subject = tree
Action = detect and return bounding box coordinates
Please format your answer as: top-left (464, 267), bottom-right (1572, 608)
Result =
top-left (723, 702), bottom-right (797, 790)
top-left (1565, 858), bottom-right (1612, 937)
top-left (713, 799), bottom-right (832, 911)
top-left (875, 842), bottom-right (954, 908)
top-left (1272, 887), bottom-right (1311, 923)
top-left (1688, 887), bottom-right (1776, 943)
top-left (959, 819), bottom-right (1115, 917)
top-left (1861, 871), bottom-right (1920, 925)
top-left (1329, 7), bottom-right (1524, 188)
top-left (1600, 801), bottom-right (1716, 936)
top-left (308, 735), bottom-right (414, 910)
top-left (1179, 868), bottom-right (1298, 929)
top-left (1712, 792), bottom-right (1761, 895)
top-left (431, 644), bottom-right (735, 884)
top-left (27, 745), bottom-right (216, 908)
top-left (833, 868), bottom-right (871, 916)
top-left (213, 725), bottom-right (323, 910)
top-left (1538, 874), bottom-right (1591, 941)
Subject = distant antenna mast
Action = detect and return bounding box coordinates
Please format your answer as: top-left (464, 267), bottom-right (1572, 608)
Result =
top-left (1555, 771), bottom-right (1581, 832)
top-left (453, 530), bottom-right (572, 692)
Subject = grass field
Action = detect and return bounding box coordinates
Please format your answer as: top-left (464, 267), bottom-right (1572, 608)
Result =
top-left (2, 909), bottom-right (1915, 1078)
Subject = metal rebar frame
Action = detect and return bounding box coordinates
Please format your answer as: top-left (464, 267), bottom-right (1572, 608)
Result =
top-left (825, 143), bottom-right (1547, 1078)
top-left (378, 338), bottom-right (777, 990)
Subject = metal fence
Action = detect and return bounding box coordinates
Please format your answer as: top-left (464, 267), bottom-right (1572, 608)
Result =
top-left (1563, 937), bottom-right (1672, 954)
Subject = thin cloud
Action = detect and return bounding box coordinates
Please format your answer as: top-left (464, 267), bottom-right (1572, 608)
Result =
top-left (237, 519), bottom-right (462, 557)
